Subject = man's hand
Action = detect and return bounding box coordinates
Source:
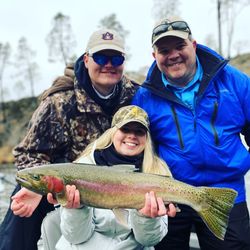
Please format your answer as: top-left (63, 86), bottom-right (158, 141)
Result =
top-left (47, 193), bottom-right (58, 205)
top-left (139, 191), bottom-right (176, 218)
top-left (11, 188), bottom-right (42, 217)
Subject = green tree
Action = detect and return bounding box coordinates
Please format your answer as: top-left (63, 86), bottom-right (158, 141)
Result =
top-left (46, 12), bottom-right (77, 66)
top-left (0, 42), bottom-right (11, 122)
top-left (234, 40), bottom-right (250, 56)
top-left (217, 0), bottom-right (250, 58)
top-left (204, 33), bottom-right (218, 52)
top-left (98, 13), bottom-right (130, 58)
top-left (217, 0), bottom-right (223, 54)
top-left (126, 66), bottom-right (148, 84)
top-left (152, 0), bottom-right (181, 21)
top-left (15, 37), bottom-right (39, 97)
top-left (98, 13), bottom-right (129, 40)
top-left (14, 80), bottom-right (26, 100)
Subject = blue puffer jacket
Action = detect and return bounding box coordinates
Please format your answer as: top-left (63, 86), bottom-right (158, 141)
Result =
top-left (132, 44), bottom-right (250, 204)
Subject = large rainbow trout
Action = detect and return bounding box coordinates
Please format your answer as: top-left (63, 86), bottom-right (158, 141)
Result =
top-left (16, 163), bottom-right (237, 240)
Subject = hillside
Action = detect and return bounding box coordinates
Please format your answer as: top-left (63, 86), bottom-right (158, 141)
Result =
top-left (0, 97), bottom-right (38, 163)
top-left (230, 53), bottom-right (250, 76)
top-left (0, 53), bottom-right (249, 164)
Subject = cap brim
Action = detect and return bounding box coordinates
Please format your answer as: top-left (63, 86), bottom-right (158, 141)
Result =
top-left (88, 44), bottom-right (125, 54)
top-left (116, 119), bottom-right (149, 131)
top-left (152, 30), bottom-right (189, 45)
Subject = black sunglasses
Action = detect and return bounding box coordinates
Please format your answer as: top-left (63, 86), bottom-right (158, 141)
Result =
top-left (152, 21), bottom-right (191, 43)
top-left (89, 53), bottom-right (125, 67)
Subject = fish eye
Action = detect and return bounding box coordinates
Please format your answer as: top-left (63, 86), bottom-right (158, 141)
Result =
top-left (31, 174), bottom-right (40, 181)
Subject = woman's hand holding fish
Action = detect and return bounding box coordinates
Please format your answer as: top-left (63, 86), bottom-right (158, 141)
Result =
top-left (139, 191), bottom-right (176, 218)
top-left (47, 185), bottom-right (81, 208)
top-left (63, 185), bottom-right (81, 209)
top-left (11, 187), bottom-right (42, 217)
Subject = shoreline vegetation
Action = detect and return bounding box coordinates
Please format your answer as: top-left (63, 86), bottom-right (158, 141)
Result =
top-left (0, 97), bottom-right (38, 165)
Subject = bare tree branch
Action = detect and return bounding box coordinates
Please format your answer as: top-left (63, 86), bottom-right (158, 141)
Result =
top-left (14, 37), bottom-right (39, 97)
top-left (46, 12), bottom-right (77, 66)
top-left (0, 42), bottom-right (11, 122)
top-left (219, 0), bottom-right (250, 58)
top-left (152, 0), bottom-right (181, 21)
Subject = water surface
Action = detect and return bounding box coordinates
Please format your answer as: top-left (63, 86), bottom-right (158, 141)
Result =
top-left (0, 164), bottom-right (16, 224)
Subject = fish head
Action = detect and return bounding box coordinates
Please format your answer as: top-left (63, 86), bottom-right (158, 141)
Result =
top-left (16, 166), bottom-right (65, 196)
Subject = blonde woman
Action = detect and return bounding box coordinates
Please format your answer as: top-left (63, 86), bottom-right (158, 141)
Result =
top-left (44, 105), bottom-right (176, 250)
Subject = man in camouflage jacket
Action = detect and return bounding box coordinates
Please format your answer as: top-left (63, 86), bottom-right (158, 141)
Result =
top-left (0, 29), bottom-right (139, 250)
top-left (14, 70), bottom-right (137, 169)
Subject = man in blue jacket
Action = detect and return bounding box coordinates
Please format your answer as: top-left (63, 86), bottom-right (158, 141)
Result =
top-left (132, 16), bottom-right (250, 249)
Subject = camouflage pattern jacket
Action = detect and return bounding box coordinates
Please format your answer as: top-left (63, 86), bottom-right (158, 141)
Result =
top-left (13, 75), bottom-right (139, 170)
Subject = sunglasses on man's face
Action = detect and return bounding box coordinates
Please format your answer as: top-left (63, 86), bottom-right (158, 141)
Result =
top-left (152, 21), bottom-right (191, 43)
top-left (89, 53), bottom-right (125, 67)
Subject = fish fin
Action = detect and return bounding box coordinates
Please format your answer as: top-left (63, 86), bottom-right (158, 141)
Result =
top-left (143, 165), bottom-right (173, 178)
top-left (113, 208), bottom-right (129, 227)
top-left (165, 166), bottom-right (173, 177)
top-left (73, 159), bottom-right (100, 166)
top-left (197, 187), bottom-right (237, 240)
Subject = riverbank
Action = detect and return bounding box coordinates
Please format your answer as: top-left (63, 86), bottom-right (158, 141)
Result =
top-left (0, 164), bottom-right (16, 224)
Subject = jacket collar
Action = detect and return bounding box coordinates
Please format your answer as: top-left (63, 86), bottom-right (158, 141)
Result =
top-left (74, 75), bottom-right (139, 114)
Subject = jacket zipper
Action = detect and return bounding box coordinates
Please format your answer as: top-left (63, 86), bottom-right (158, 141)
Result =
top-left (211, 101), bottom-right (219, 145)
top-left (170, 105), bottom-right (184, 149)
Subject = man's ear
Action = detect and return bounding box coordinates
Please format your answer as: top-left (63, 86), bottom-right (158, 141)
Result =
top-left (83, 54), bottom-right (89, 68)
top-left (152, 51), bottom-right (156, 59)
top-left (192, 40), bottom-right (197, 50)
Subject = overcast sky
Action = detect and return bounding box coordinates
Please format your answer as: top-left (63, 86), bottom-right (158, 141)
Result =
top-left (1, 0), bottom-right (250, 100)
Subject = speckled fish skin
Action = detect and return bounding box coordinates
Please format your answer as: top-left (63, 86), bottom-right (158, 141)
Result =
top-left (16, 163), bottom-right (237, 240)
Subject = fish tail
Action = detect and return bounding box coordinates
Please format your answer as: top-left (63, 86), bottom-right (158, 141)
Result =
top-left (197, 187), bottom-right (237, 240)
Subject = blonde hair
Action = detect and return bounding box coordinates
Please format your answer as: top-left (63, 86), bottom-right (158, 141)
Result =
top-left (79, 125), bottom-right (171, 176)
